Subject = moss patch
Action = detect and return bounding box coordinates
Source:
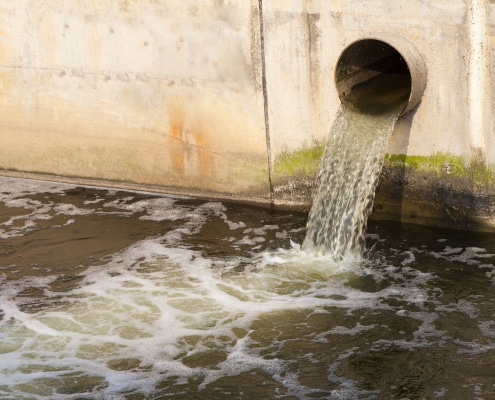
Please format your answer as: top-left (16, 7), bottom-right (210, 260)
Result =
top-left (384, 153), bottom-right (465, 176)
top-left (274, 147), bottom-right (494, 188)
top-left (273, 142), bottom-right (324, 179)
top-left (383, 152), bottom-right (494, 189)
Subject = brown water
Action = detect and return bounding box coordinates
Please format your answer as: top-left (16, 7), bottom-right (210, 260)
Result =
top-left (1, 176), bottom-right (495, 399)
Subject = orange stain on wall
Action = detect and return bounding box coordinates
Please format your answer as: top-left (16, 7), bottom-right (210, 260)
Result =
top-left (193, 129), bottom-right (212, 177)
top-left (168, 123), bottom-right (186, 174)
top-left (167, 100), bottom-right (213, 179)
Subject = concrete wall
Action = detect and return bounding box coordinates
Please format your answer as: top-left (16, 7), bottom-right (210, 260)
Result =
top-left (1, 0), bottom-right (495, 228)
top-left (262, 0), bottom-right (486, 159)
top-left (0, 0), bottom-right (269, 201)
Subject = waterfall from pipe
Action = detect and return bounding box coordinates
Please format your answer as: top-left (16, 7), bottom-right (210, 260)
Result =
top-left (302, 104), bottom-right (403, 259)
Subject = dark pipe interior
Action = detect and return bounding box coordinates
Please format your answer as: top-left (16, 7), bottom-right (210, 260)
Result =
top-left (336, 39), bottom-right (412, 115)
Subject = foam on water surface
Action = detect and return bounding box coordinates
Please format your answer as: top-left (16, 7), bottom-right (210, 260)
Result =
top-left (1, 177), bottom-right (495, 399)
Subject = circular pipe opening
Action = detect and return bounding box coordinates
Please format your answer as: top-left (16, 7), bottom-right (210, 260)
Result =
top-left (335, 36), bottom-right (427, 116)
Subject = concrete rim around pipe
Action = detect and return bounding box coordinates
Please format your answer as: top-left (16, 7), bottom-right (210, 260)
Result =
top-left (335, 34), bottom-right (427, 116)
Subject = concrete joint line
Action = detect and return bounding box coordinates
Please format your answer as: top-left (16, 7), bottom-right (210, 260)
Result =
top-left (258, 0), bottom-right (274, 206)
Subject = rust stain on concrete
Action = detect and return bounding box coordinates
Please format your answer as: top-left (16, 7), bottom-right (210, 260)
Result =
top-left (167, 99), bottom-right (213, 179)
top-left (168, 122), bottom-right (186, 175)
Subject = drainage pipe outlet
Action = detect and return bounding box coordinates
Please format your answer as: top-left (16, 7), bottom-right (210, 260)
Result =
top-left (335, 35), bottom-right (427, 116)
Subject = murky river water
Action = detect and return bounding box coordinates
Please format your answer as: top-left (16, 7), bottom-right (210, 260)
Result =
top-left (1, 176), bottom-right (495, 399)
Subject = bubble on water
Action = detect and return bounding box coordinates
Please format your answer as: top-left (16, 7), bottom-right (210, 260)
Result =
top-left (0, 176), bottom-right (76, 201)
top-left (432, 246), bottom-right (494, 265)
top-left (328, 323), bottom-right (377, 336)
top-left (225, 220), bottom-right (246, 230)
top-left (0, 223), bottom-right (387, 396)
top-left (436, 299), bottom-right (480, 319)
top-left (478, 320), bottom-right (495, 339)
top-left (235, 235), bottom-right (265, 246)
top-left (53, 203), bottom-right (95, 216)
top-left (83, 197), bottom-right (105, 205)
top-left (101, 196), bottom-right (190, 221)
top-left (400, 250), bottom-right (416, 266)
top-left (0, 199), bottom-right (54, 238)
top-left (434, 387), bottom-right (448, 397)
top-left (327, 356), bottom-right (381, 400)
top-left (454, 339), bottom-right (495, 355)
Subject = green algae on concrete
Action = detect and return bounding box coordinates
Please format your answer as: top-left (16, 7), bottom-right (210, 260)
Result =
top-left (375, 152), bottom-right (495, 231)
top-left (274, 147), bottom-right (495, 187)
top-left (273, 149), bottom-right (495, 192)
top-left (273, 141), bottom-right (324, 179)
top-left (384, 153), bottom-right (466, 177)
top-left (383, 152), bottom-right (494, 189)
top-left (272, 148), bottom-right (495, 230)
top-left (271, 142), bottom-right (324, 207)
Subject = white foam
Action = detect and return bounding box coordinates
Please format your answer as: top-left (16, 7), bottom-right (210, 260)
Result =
top-left (434, 387), bottom-right (448, 398)
top-left (0, 228), bottom-right (393, 396)
top-left (224, 220), bottom-right (246, 230)
top-left (400, 250), bottom-right (416, 266)
top-left (0, 176), bottom-right (75, 200)
top-left (432, 246), bottom-right (494, 265)
top-left (478, 320), bottom-right (495, 339)
top-left (53, 203), bottom-right (95, 216)
top-left (436, 299), bottom-right (480, 319)
top-left (454, 338), bottom-right (495, 355)
top-left (234, 235), bottom-right (265, 246)
top-left (83, 197), bottom-right (105, 205)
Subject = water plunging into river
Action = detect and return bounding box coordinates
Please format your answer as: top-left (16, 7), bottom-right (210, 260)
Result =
top-left (2, 176), bottom-right (495, 399)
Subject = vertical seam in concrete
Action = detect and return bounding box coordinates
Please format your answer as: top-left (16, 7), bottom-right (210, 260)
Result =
top-left (258, 0), bottom-right (274, 206)
top-left (468, 0), bottom-right (488, 152)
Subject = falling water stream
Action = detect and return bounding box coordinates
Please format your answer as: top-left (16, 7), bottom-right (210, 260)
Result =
top-left (303, 58), bottom-right (410, 260)
top-left (302, 104), bottom-right (402, 259)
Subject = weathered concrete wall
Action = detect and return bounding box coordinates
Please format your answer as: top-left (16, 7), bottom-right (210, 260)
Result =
top-left (267, 0), bottom-right (474, 196)
top-left (1, 0), bottom-right (495, 229)
top-left (0, 0), bottom-right (269, 201)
